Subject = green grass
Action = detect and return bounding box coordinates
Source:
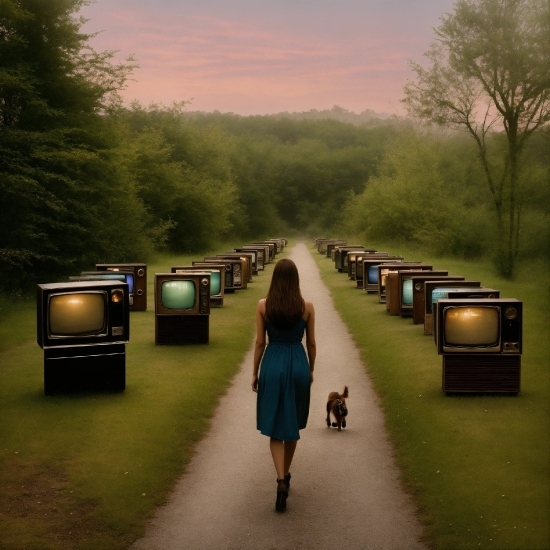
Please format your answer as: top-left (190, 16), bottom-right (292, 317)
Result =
top-left (312, 242), bottom-right (550, 550)
top-left (2, 241), bottom-right (548, 549)
top-left (0, 246), bottom-right (285, 550)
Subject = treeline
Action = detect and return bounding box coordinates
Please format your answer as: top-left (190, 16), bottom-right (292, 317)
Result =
top-left (1, 1), bottom-right (548, 293)
top-left (341, 127), bottom-right (549, 262)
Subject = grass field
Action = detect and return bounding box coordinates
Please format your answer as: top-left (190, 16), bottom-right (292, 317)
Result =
top-left (311, 241), bottom-right (550, 550)
top-left (0, 246), bottom-right (282, 550)
top-left (1, 241), bottom-right (548, 549)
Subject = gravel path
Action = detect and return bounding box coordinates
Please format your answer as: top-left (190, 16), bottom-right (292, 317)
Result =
top-left (131, 242), bottom-right (426, 550)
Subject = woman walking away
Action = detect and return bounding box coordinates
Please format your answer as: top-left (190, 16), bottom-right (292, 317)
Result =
top-left (252, 258), bottom-right (316, 512)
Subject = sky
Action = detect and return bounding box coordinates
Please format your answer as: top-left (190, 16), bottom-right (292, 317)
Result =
top-left (79, 0), bottom-right (457, 116)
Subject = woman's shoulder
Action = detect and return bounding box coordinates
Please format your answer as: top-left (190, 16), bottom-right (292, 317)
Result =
top-left (257, 298), bottom-right (266, 311)
top-left (303, 299), bottom-right (314, 320)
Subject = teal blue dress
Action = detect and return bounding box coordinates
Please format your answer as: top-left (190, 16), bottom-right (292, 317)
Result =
top-left (257, 318), bottom-right (311, 441)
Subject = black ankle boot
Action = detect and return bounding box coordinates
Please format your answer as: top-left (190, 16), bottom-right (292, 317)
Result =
top-left (284, 472), bottom-right (291, 489)
top-left (275, 479), bottom-right (288, 512)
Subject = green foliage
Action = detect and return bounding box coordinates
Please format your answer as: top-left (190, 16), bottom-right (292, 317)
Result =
top-left (0, 0), bottom-right (145, 290)
top-left (120, 104), bottom-right (242, 252)
top-left (191, 112), bottom-right (398, 235)
top-left (341, 129), bottom-right (492, 258)
top-left (402, 0), bottom-right (550, 277)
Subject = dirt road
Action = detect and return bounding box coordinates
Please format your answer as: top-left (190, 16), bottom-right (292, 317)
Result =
top-left (131, 242), bottom-right (426, 550)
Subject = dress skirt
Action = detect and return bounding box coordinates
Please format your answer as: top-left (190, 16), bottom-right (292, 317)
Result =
top-left (256, 330), bottom-right (311, 441)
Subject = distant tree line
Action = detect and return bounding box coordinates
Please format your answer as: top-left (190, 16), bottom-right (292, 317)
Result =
top-left (1, 0), bottom-right (548, 293)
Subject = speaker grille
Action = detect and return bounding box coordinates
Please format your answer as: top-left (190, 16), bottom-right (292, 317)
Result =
top-left (443, 355), bottom-right (520, 393)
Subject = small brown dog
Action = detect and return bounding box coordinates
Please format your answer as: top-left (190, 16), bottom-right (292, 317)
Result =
top-left (326, 386), bottom-right (349, 431)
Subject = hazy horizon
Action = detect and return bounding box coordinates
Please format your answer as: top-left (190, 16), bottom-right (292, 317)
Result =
top-left (80, 0), bottom-right (457, 116)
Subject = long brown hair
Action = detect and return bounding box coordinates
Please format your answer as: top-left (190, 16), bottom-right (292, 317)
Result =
top-left (265, 259), bottom-right (305, 330)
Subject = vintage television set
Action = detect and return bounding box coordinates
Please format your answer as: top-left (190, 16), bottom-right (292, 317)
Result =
top-left (313, 237), bottom-right (326, 249)
top-left (246, 244), bottom-right (270, 269)
top-left (317, 239), bottom-right (343, 254)
top-left (252, 242), bottom-right (276, 262)
top-left (203, 257), bottom-right (242, 292)
top-left (432, 288), bottom-right (500, 345)
top-left (334, 246), bottom-right (371, 272)
top-left (238, 246), bottom-right (265, 270)
top-left (253, 241), bottom-right (277, 260)
top-left (272, 237), bottom-right (288, 247)
top-left (342, 249), bottom-right (368, 277)
top-left (394, 270), bottom-right (451, 317)
top-left (435, 298), bottom-right (522, 393)
top-left (266, 238), bottom-right (284, 253)
top-left (410, 275), bottom-right (466, 325)
top-left (333, 246), bottom-right (363, 272)
top-left (37, 280), bottom-right (130, 394)
top-left (95, 263), bottom-right (147, 311)
top-left (155, 272), bottom-right (211, 345)
top-left (326, 241), bottom-right (346, 258)
top-left (320, 239), bottom-right (345, 254)
top-left (216, 253), bottom-right (252, 285)
top-left (377, 263), bottom-right (427, 303)
top-left (171, 265), bottom-right (225, 307)
top-left (386, 267), bottom-right (435, 312)
top-left (360, 257), bottom-right (404, 291)
top-left (262, 239), bottom-right (281, 254)
top-left (348, 251), bottom-right (385, 280)
top-left (193, 261), bottom-right (232, 295)
top-left (254, 243), bottom-right (272, 264)
top-left (233, 249), bottom-right (259, 275)
top-left (423, 280), bottom-right (482, 334)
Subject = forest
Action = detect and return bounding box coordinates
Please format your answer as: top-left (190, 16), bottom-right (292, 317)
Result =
top-left (1, 0), bottom-right (548, 294)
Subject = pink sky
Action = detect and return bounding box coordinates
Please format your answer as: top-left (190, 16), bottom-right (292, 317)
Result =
top-left (80, 0), bottom-right (457, 116)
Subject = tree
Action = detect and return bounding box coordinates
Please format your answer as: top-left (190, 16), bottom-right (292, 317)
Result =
top-left (402, 0), bottom-right (550, 277)
top-left (0, 0), bottom-right (142, 290)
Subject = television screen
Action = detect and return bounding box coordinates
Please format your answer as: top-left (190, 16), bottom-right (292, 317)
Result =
top-left (402, 279), bottom-right (413, 305)
top-left (444, 306), bottom-right (499, 347)
top-left (368, 265), bottom-right (380, 284)
top-left (209, 270), bottom-right (221, 295)
top-left (49, 292), bottom-right (106, 336)
top-left (174, 268), bottom-right (222, 297)
top-left (161, 280), bottom-right (196, 310)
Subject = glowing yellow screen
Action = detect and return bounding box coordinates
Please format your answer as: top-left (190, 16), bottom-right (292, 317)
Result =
top-left (444, 307), bottom-right (499, 346)
top-left (49, 293), bottom-right (106, 336)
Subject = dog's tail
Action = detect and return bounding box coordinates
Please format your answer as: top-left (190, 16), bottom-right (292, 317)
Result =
top-left (342, 386), bottom-right (349, 398)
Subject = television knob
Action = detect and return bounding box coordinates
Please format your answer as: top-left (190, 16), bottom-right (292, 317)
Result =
top-left (503, 342), bottom-right (519, 352)
top-left (226, 264), bottom-right (232, 271)
top-left (201, 278), bottom-right (209, 287)
top-left (111, 289), bottom-right (124, 303)
top-left (137, 289), bottom-right (143, 296)
top-left (137, 268), bottom-right (145, 277)
top-left (504, 307), bottom-right (517, 320)
top-left (415, 283), bottom-right (423, 291)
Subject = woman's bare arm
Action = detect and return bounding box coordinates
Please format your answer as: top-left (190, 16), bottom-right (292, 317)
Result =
top-left (304, 301), bottom-right (316, 382)
top-left (252, 299), bottom-right (266, 392)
